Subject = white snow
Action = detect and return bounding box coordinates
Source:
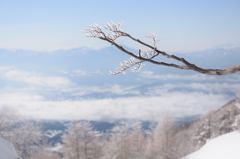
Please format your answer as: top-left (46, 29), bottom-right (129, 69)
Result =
top-left (0, 137), bottom-right (18, 159)
top-left (185, 131), bottom-right (240, 159)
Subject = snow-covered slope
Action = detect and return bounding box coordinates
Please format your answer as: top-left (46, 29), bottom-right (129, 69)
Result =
top-left (184, 131), bottom-right (240, 159)
top-left (0, 138), bottom-right (18, 159)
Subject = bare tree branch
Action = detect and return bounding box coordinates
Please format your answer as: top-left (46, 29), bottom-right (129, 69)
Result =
top-left (86, 23), bottom-right (240, 75)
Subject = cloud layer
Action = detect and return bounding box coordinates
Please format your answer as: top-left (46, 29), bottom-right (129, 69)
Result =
top-left (0, 92), bottom-right (231, 121)
top-left (0, 66), bottom-right (72, 89)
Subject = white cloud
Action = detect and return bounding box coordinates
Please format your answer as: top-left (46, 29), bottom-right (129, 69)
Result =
top-left (69, 69), bottom-right (103, 77)
top-left (147, 82), bottom-right (240, 95)
top-left (0, 92), bottom-right (43, 101)
top-left (0, 66), bottom-right (73, 89)
top-left (0, 68), bottom-right (237, 121)
top-left (71, 69), bottom-right (88, 77)
top-left (0, 92), bottom-right (231, 121)
top-left (139, 71), bottom-right (208, 81)
top-left (137, 71), bottom-right (240, 95)
top-left (71, 84), bottom-right (140, 97)
top-left (139, 70), bottom-right (240, 83)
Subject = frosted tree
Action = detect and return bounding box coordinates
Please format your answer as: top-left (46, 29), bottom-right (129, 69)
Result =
top-left (62, 121), bottom-right (103, 159)
top-left (171, 125), bottom-right (195, 158)
top-left (127, 122), bottom-right (146, 159)
top-left (31, 148), bottom-right (61, 159)
top-left (103, 122), bottom-right (131, 159)
top-left (0, 108), bottom-right (18, 137)
top-left (146, 117), bottom-right (178, 159)
top-left (87, 23), bottom-right (240, 75)
top-left (8, 121), bottom-right (43, 159)
top-left (104, 122), bottom-right (146, 159)
top-left (0, 109), bottom-right (43, 159)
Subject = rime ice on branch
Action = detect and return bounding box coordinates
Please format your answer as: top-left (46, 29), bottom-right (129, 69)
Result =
top-left (87, 23), bottom-right (240, 75)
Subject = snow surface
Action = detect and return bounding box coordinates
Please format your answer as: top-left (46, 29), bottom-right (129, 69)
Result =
top-left (0, 137), bottom-right (18, 159)
top-left (185, 131), bottom-right (240, 159)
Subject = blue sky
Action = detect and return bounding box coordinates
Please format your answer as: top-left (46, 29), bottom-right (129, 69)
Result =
top-left (0, 0), bottom-right (240, 51)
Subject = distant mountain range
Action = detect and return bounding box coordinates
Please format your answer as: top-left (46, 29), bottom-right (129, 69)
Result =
top-left (0, 46), bottom-right (239, 74)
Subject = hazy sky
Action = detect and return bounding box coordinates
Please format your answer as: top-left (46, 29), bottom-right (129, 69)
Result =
top-left (1, 0), bottom-right (240, 51)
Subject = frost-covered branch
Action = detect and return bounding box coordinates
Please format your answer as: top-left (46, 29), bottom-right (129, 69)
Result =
top-left (87, 23), bottom-right (240, 75)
